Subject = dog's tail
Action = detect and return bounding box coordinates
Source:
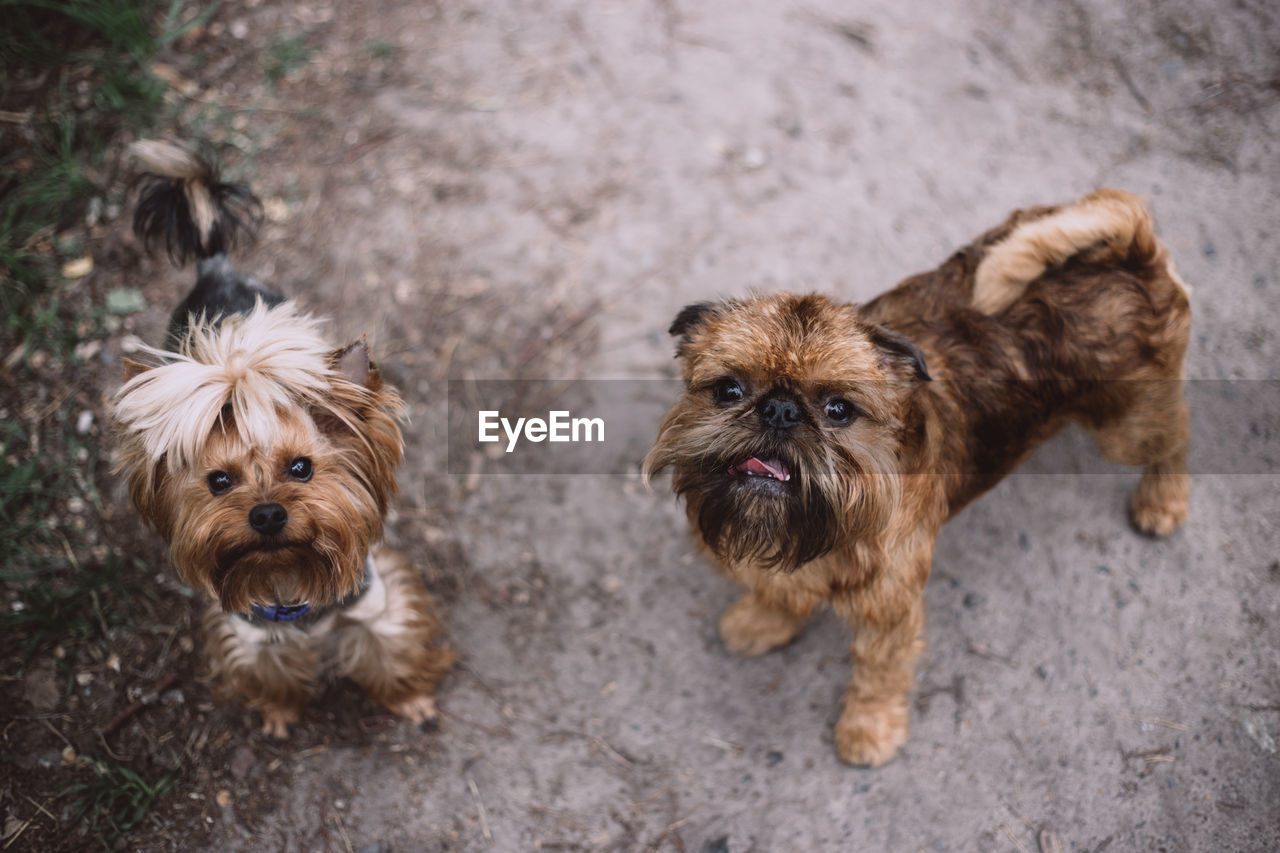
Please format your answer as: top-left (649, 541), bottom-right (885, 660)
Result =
top-left (131, 139), bottom-right (262, 266)
top-left (971, 189), bottom-right (1186, 314)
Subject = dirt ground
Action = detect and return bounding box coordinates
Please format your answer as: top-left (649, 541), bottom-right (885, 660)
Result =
top-left (14, 0), bottom-right (1280, 850)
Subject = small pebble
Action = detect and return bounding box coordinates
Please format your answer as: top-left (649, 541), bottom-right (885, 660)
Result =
top-left (230, 745), bottom-right (257, 780)
top-left (703, 837), bottom-right (730, 853)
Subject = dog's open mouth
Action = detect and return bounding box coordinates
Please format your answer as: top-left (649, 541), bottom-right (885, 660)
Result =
top-left (729, 457), bottom-right (791, 481)
top-left (728, 456), bottom-right (793, 494)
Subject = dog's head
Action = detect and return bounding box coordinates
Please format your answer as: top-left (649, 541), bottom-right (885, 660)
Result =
top-left (644, 293), bottom-right (930, 572)
top-left (114, 302), bottom-right (403, 613)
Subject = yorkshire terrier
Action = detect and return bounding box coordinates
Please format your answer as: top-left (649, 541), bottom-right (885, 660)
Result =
top-left (646, 189), bottom-right (1190, 766)
top-left (114, 140), bottom-right (454, 737)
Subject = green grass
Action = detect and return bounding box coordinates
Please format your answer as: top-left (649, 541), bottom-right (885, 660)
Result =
top-left (0, 0), bottom-right (171, 563)
top-left (0, 416), bottom-right (87, 576)
top-left (0, 0), bottom-right (216, 844)
top-left (264, 32), bottom-right (313, 83)
top-left (1, 4), bottom-right (155, 331)
top-left (366, 37), bottom-right (398, 61)
top-left (0, 0), bottom-right (221, 332)
top-left (62, 757), bottom-right (182, 849)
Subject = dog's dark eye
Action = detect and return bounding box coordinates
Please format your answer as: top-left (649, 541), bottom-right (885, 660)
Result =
top-left (207, 471), bottom-right (233, 495)
top-left (288, 457), bottom-right (314, 481)
top-left (712, 378), bottom-right (745, 405)
top-left (824, 398), bottom-right (857, 425)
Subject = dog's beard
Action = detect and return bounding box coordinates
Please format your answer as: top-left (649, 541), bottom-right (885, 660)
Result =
top-left (678, 457), bottom-right (839, 571)
top-left (651, 413), bottom-right (902, 573)
top-left (210, 540), bottom-right (343, 613)
top-left (168, 492), bottom-right (381, 614)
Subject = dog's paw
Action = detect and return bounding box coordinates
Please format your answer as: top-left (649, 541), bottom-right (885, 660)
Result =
top-left (1129, 495), bottom-right (1187, 538)
top-left (389, 694), bottom-right (438, 724)
top-left (1130, 503), bottom-right (1186, 538)
top-left (1129, 469), bottom-right (1188, 538)
top-left (834, 699), bottom-right (909, 767)
top-left (719, 595), bottom-right (807, 657)
top-left (259, 709), bottom-right (296, 739)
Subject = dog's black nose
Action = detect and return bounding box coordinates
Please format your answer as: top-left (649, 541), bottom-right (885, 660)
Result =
top-left (248, 503), bottom-right (288, 535)
top-left (759, 396), bottom-right (801, 430)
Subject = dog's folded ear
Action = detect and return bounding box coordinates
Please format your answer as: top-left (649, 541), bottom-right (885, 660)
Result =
top-left (668, 301), bottom-right (720, 351)
top-left (868, 324), bottom-right (931, 382)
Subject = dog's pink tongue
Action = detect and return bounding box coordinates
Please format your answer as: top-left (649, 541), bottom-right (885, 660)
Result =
top-left (734, 456), bottom-right (791, 481)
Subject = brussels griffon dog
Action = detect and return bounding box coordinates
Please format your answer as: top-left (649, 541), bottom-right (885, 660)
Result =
top-left (114, 140), bottom-right (453, 736)
top-left (645, 189), bottom-right (1190, 766)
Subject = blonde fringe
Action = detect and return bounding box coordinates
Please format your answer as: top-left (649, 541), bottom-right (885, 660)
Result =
top-left (114, 301), bottom-right (340, 470)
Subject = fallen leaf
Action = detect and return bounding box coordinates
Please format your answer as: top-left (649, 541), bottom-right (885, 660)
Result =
top-left (105, 287), bottom-right (147, 315)
top-left (62, 256), bottom-right (93, 278)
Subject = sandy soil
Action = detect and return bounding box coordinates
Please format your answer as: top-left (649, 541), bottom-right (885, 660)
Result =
top-left (69, 0), bottom-right (1280, 850)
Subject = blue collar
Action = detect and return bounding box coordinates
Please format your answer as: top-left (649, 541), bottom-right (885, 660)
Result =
top-left (248, 601), bottom-right (311, 622)
top-left (236, 555), bottom-right (375, 626)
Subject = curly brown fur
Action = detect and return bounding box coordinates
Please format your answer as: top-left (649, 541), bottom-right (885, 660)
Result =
top-left (646, 188), bottom-right (1190, 766)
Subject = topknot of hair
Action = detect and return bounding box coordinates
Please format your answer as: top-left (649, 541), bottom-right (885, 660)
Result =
top-left (114, 301), bottom-right (341, 471)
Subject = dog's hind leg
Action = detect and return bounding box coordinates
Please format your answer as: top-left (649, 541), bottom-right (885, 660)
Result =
top-left (1088, 379), bottom-right (1190, 537)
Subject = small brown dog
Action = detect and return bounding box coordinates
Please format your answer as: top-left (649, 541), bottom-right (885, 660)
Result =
top-left (114, 141), bottom-right (453, 736)
top-left (646, 189), bottom-right (1190, 766)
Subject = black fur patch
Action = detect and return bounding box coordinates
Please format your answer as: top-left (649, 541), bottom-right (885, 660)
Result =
top-left (869, 324), bottom-right (931, 382)
top-left (672, 438), bottom-right (842, 572)
top-left (132, 150), bottom-right (262, 266)
top-left (165, 257), bottom-right (283, 347)
top-left (669, 302), bottom-right (719, 341)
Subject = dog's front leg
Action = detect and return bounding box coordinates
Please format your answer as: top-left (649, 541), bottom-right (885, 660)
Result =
top-left (201, 606), bottom-right (319, 738)
top-left (332, 548), bottom-right (455, 724)
top-left (831, 545), bottom-right (930, 767)
top-left (719, 576), bottom-right (821, 657)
